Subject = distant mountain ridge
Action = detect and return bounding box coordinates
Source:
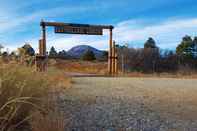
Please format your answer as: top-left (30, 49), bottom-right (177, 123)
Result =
top-left (67, 45), bottom-right (104, 58)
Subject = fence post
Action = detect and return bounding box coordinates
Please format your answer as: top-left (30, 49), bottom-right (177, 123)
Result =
top-left (115, 45), bottom-right (118, 75)
top-left (36, 21), bottom-right (47, 72)
top-left (108, 27), bottom-right (113, 75)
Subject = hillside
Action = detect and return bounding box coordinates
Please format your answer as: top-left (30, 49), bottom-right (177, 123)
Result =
top-left (67, 45), bottom-right (104, 59)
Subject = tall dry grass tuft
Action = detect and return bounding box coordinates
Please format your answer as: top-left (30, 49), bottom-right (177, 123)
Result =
top-left (29, 67), bottom-right (70, 131)
top-left (30, 111), bottom-right (66, 131)
top-left (0, 64), bottom-right (50, 131)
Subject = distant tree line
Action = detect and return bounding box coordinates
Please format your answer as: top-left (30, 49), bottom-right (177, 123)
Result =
top-left (117, 36), bottom-right (197, 73)
top-left (0, 43), bottom-right (35, 65)
top-left (117, 35), bottom-right (197, 73)
top-left (1, 35), bottom-right (197, 73)
top-left (48, 46), bottom-right (107, 61)
top-left (0, 44), bottom-right (107, 63)
top-left (48, 46), bottom-right (73, 59)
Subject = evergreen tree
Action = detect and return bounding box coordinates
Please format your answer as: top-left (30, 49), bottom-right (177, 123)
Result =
top-left (58, 50), bottom-right (69, 59)
top-left (144, 37), bottom-right (157, 49)
top-left (82, 49), bottom-right (96, 61)
top-left (176, 35), bottom-right (193, 58)
top-left (49, 46), bottom-right (57, 57)
top-left (192, 36), bottom-right (197, 58)
top-left (143, 37), bottom-right (159, 72)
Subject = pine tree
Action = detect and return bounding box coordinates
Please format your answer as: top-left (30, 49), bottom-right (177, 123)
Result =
top-left (144, 37), bottom-right (157, 49)
top-left (82, 49), bottom-right (96, 61)
top-left (192, 37), bottom-right (197, 58)
top-left (176, 35), bottom-right (193, 59)
top-left (49, 46), bottom-right (57, 57)
top-left (143, 37), bottom-right (159, 72)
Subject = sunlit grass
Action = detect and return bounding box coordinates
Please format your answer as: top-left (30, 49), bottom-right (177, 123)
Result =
top-left (0, 63), bottom-right (70, 131)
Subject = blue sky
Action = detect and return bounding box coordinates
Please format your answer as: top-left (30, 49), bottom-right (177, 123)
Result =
top-left (1, 0), bottom-right (197, 52)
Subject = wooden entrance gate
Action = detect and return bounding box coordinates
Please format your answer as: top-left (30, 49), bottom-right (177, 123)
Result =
top-left (36, 20), bottom-right (118, 75)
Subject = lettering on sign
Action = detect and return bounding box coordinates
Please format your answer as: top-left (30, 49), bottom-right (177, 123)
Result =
top-left (54, 26), bottom-right (103, 35)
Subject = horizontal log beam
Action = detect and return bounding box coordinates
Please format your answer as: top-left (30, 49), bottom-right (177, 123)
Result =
top-left (40, 21), bottom-right (114, 29)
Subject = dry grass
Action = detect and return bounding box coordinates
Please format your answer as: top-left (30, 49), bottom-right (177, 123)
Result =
top-left (53, 59), bottom-right (108, 74)
top-left (51, 59), bottom-right (197, 78)
top-left (0, 62), bottom-right (70, 131)
top-left (30, 111), bottom-right (66, 131)
top-left (47, 66), bottom-right (72, 89)
top-left (29, 67), bottom-right (71, 131)
top-left (0, 64), bottom-right (49, 131)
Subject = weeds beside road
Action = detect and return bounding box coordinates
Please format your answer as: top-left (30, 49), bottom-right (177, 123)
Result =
top-left (0, 63), bottom-right (70, 131)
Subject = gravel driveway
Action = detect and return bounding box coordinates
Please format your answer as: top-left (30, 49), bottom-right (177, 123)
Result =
top-left (57, 77), bottom-right (197, 131)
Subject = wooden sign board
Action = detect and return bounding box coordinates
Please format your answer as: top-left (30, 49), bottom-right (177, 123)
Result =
top-left (54, 26), bottom-right (103, 35)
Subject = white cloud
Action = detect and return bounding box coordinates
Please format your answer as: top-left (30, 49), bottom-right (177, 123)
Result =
top-left (0, 5), bottom-right (93, 34)
top-left (46, 32), bottom-right (109, 51)
top-left (43, 18), bottom-right (197, 51)
top-left (3, 17), bottom-right (197, 51)
top-left (114, 18), bottom-right (197, 49)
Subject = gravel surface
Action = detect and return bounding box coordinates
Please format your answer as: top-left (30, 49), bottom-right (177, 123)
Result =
top-left (57, 77), bottom-right (197, 131)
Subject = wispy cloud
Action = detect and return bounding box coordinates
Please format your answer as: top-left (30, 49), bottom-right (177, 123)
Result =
top-left (46, 33), bottom-right (109, 51)
top-left (43, 18), bottom-right (197, 51)
top-left (2, 3), bottom-right (197, 52)
top-left (0, 5), bottom-right (92, 33)
top-left (114, 18), bottom-right (197, 49)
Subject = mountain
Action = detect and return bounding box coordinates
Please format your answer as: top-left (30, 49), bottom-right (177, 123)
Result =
top-left (67, 45), bottom-right (104, 59)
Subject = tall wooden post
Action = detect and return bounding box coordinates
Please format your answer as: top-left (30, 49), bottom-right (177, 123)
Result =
top-left (36, 21), bottom-right (47, 72)
top-left (112, 41), bottom-right (115, 75)
top-left (112, 41), bottom-right (118, 75)
top-left (42, 22), bottom-right (47, 71)
top-left (41, 22), bottom-right (46, 56)
top-left (108, 27), bottom-right (113, 75)
top-left (115, 46), bottom-right (118, 75)
top-left (39, 39), bottom-right (43, 55)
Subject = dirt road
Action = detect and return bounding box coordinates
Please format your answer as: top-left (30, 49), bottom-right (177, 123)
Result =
top-left (58, 77), bottom-right (197, 131)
